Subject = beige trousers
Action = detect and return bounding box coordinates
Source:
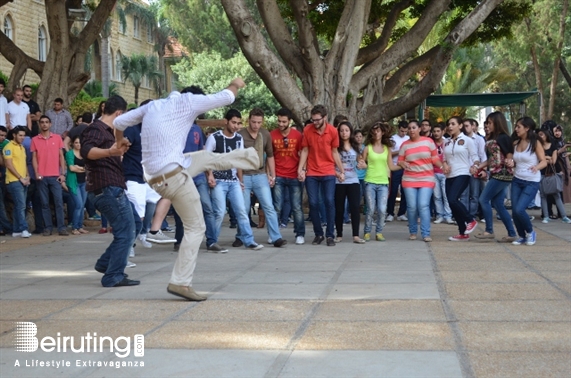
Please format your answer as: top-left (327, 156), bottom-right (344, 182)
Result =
top-left (151, 148), bottom-right (259, 286)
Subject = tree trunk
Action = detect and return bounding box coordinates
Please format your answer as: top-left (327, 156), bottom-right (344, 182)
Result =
top-left (0, 0), bottom-right (117, 109)
top-left (547, 0), bottom-right (568, 120)
top-left (134, 86), bottom-right (139, 106)
top-left (526, 18), bottom-right (546, 123)
top-left (560, 60), bottom-right (571, 88)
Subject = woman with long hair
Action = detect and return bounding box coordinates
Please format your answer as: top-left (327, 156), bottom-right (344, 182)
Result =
top-left (66, 136), bottom-right (89, 235)
top-left (536, 129), bottom-right (571, 224)
top-left (359, 121), bottom-right (401, 241)
top-left (334, 121), bottom-right (366, 244)
top-left (473, 112), bottom-right (517, 242)
top-left (442, 116), bottom-right (479, 241)
top-left (550, 124), bottom-right (571, 204)
top-left (506, 117), bottom-right (547, 245)
top-left (397, 120), bottom-right (443, 242)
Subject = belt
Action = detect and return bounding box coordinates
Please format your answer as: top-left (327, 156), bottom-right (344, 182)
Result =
top-left (146, 166), bottom-right (183, 186)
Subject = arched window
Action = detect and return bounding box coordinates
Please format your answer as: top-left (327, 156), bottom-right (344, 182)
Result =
top-left (133, 16), bottom-right (140, 39)
top-left (115, 51), bottom-right (122, 81)
top-left (38, 26), bottom-right (47, 61)
top-left (110, 48), bottom-right (115, 82)
top-left (4, 15), bottom-right (13, 40)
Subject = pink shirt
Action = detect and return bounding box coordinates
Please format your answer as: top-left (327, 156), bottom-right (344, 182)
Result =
top-left (31, 133), bottom-right (64, 177)
top-left (398, 137), bottom-right (437, 189)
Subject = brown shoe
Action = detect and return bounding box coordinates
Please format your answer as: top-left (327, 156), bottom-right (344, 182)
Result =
top-left (167, 284), bottom-right (206, 301)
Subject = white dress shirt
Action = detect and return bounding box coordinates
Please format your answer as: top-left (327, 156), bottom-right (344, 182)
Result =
top-left (114, 89), bottom-right (235, 178)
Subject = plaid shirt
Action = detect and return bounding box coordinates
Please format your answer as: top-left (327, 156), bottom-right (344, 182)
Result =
top-left (80, 120), bottom-right (126, 193)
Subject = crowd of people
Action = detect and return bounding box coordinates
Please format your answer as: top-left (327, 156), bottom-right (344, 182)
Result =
top-left (1, 76), bottom-right (570, 298)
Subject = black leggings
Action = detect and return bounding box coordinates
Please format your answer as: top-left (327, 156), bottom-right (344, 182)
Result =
top-left (335, 183), bottom-right (361, 237)
top-left (445, 175), bottom-right (473, 234)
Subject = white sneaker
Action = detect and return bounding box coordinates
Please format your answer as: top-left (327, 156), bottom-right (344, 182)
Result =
top-left (434, 217), bottom-right (444, 224)
top-left (12, 232), bottom-right (22, 237)
top-left (385, 215), bottom-right (394, 222)
top-left (268, 237), bottom-right (272, 244)
top-left (138, 234), bottom-right (152, 248)
top-left (21, 230), bottom-right (31, 238)
top-left (397, 215), bottom-right (408, 221)
top-left (129, 246), bottom-right (135, 258)
top-left (126, 260), bottom-right (136, 268)
top-left (542, 217), bottom-right (549, 224)
top-left (146, 230), bottom-right (177, 244)
top-left (295, 236), bottom-right (305, 245)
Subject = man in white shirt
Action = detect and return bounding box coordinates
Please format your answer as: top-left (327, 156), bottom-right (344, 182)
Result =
top-left (462, 118), bottom-right (487, 219)
top-left (386, 121), bottom-right (410, 222)
top-left (6, 88), bottom-right (31, 131)
top-left (113, 78), bottom-right (259, 302)
top-left (0, 79), bottom-right (8, 128)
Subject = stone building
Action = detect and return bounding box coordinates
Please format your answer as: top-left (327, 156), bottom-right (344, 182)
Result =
top-left (0, 0), bottom-right (162, 106)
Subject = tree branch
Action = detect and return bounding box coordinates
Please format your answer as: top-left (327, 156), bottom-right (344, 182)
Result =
top-left (221, 0), bottom-right (312, 120)
top-left (560, 59), bottom-right (571, 88)
top-left (355, 0), bottom-right (413, 66)
top-left (0, 32), bottom-right (45, 75)
top-left (382, 46), bottom-right (441, 102)
top-left (76, 0), bottom-right (117, 53)
top-left (289, 0), bottom-right (321, 62)
top-left (325, 0), bottom-right (372, 109)
top-left (361, 0), bottom-right (506, 123)
top-left (351, 0), bottom-right (451, 92)
top-left (255, 0), bottom-right (306, 81)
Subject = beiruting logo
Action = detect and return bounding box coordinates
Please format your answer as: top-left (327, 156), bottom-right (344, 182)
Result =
top-left (15, 322), bottom-right (144, 358)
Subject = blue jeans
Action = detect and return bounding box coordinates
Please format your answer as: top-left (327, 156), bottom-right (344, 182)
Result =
top-left (479, 178), bottom-right (515, 236)
top-left (364, 183), bottom-right (388, 234)
top-left (461, 176), bottom-right (483, 218)
top-left (280, 185), bottom-right (291, 225)
top-left (89, 186), bottom-right (135, 287)
top-left (210, 180), bottom-right (255, 246)
top-left (403, 186), bottom-right (433, 238)
top-left (387, 169), bottom-right (407, 217)
top-left (433, 173), bottom-right (452, 220)
top-left (38, 176), bottom-right (66, 232)
top-left (273, 177), bottom-right (305, 237)
top-left (305, 175), bottom-right (336, 238)
top-left (0, 182), bottom-right (13, 233)
top-left (6, 181), bottom-right (29, 233)
top-left (142, 201), bottom-right (156, 234)
top-left (242, 174), bottom-right (282, 243)
top-left (196, 179), bottom-right (217, 246)
top-left (511, 177), bottom-right (539, 238)
top-left (446, 175), bottom-right (473, 235)
top-left (71, 183), bottom-right (87, 229)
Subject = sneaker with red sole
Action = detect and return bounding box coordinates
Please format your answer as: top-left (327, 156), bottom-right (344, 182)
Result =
top-left (465, 220), bottom-right (478, 234)
top-left (449, 234), bottom-right (470, 241)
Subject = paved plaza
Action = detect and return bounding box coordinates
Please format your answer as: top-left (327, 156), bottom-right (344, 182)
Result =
top-left (0, 209), bottom-right (570, 378)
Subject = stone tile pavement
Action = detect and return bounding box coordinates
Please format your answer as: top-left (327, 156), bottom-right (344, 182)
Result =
top-left (0, 208), bottom-right (569, 377)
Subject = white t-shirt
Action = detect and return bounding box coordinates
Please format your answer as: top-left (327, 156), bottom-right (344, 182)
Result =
top-left (7, 101), bottom-right (29, 128)
top-left (0, 95), bottom-right (7, 127)
top-left (391, 133), bottom-right (409, 164)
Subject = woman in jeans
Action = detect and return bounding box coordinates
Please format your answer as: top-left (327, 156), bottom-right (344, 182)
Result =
top-left (360, 122), bottom-right (401, 241)
top-left (442, 116), bottom-right (479, 241)
top-left (333, 121), bottom-right (365, 244)
top-left (536, 129), bottom-right (571, 224)
top-left (397, 120), bottom-right (443, 242)
top-left (66, 136), bottom-right (89, 234)
top-left (506, 117), bottom-right (547, 246)
top-left (474, 112), bottom-right (517, 242)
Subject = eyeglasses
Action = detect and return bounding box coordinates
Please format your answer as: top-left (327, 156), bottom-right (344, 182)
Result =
top-left (283, 137), bottom-right (289, 148)
top-left (311, 117), bottom-right (323, 123)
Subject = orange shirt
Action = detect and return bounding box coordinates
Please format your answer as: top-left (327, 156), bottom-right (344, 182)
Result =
top-left (31, 133), bottom-right (64, 177)
top-left (301, 123), bottom-right (339, 176)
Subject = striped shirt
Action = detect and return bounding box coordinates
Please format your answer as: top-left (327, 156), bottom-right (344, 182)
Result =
top-left (80, 120), bottom-right (126, 193)
top-left (113, 89), bottom-right (235, 178)
top-left (398, 137), bottom-right (437, 188)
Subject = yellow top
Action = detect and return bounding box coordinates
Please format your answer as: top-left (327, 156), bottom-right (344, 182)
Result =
top-left (3, 140), bottom-right (27, 183)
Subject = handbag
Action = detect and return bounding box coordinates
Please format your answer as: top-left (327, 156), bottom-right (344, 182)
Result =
top-left (540, 164), bottom-right (563, 195)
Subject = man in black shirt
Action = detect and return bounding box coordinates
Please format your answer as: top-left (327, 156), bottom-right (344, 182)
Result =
top-left (22, 85), bottom-right (41, 137)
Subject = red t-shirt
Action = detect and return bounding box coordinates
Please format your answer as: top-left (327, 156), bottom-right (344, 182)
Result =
top-left (30, 133), bottom-right (64, 177)
top-left (301, 123), bottom-right (339, 176)
top-left (271, 128), bottom-right (302, 179)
